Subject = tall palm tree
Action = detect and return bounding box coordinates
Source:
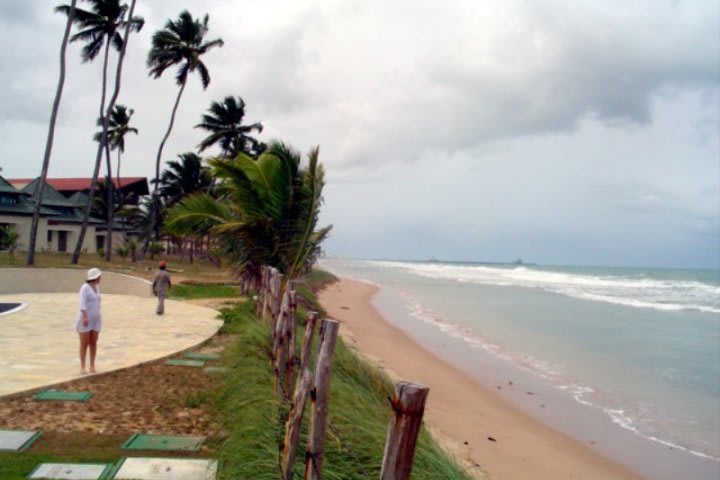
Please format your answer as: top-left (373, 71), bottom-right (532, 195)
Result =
top-left (93, 104), bottom-right (137, 244)
top-left (27, 0), bottom-right (77, 266)
top-left (103, 104), bottom-right (137, 187)
top-left (158, 152), bottom-right (211, 207)
top-left (64, 0), bottom-right (144, 263)
top-left (165, 141), bottom-right (332, 286)
top-left (57, 0), bottom-right (143, 128)
top-left (144, 10), bottom-right (224, 257)
top-left (195, 96), bottom-right (264, 158)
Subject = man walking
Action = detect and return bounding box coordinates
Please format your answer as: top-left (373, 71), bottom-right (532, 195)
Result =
top-left (152, 261), bottom-right (172, 315)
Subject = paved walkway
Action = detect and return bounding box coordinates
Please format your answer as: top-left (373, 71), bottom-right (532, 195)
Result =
top-left (0, 293), bottom-right (223, 397)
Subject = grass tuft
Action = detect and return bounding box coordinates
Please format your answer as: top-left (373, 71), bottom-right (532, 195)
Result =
top-left (215, 271), bottom-right (475, 479)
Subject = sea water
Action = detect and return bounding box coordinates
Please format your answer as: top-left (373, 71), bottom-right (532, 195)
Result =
top-left (320, 258), bottom-right (720, 476)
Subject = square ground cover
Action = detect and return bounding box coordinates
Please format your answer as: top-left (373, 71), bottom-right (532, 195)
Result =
top-left (165, 359), bottom-right (205, 367)
top-left (0, 429), bottom-right (41, 451)
top-left (183, 352), bottom-right (221, 361)
top-left (111, 457), bottom-right (218, 480)
top-left (27, 462), bottom-right (112, 479)
top-left (34, 390), bottom-right (93, 402)
top-left (122, 433), bottom-right (205, 451)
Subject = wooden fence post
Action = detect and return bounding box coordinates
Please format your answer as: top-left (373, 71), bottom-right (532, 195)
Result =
top-left (273, 290), bottom-right (290, 395)
top-left (304, 319), bottom-right (339, 480)
top-left (270, 270), bottom-right (283, 323)
top-left (280, 312), bottom-right (318, 480)
top-left (260, 266), bottom-right (272, 319)
top-left (379, 381), bottom-right (430, 480)
top-left (256, 266), bottom-right (265, 314)
top-left (298, 311), bottom-right (317, 374)
top-left (284, 290), bottom-right (298, 394)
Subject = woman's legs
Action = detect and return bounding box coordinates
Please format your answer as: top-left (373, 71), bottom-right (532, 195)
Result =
top-left (78, 332), bottom-right (90, 373)
top-left (88, 331), bottom-right (100, 373)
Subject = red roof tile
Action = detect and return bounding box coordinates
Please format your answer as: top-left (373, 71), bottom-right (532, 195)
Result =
top-left (8, 177), bottom-right (147, 191)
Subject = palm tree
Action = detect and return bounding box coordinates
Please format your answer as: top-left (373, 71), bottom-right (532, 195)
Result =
top-left (27, 0), bottom-right (77, 266)
top-left (158, 152), bottom-right (212, 207)
top-left (165, 141), bottom-right (332, 286)
top-left (93, 104), bottom-right (137, 244)
top-left (144, 10), bottom-right (224, 257)
top-left (57, 0), bottom-right (143, 125)
top-left (157, 152), bottom-right (212, 260)
top-left (101, 104), bottom-right (137, 184)
top-left (196, 96), bottom-right (264, 158)
top-left (65, 0), bottom-right (144, 264)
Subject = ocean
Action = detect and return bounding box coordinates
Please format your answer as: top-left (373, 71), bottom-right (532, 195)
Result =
top-left (319, 258), bottom-right (720, 478)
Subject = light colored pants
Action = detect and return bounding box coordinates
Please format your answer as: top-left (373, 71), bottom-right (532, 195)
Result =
top-left (156, 293), bottom-right (166, 315)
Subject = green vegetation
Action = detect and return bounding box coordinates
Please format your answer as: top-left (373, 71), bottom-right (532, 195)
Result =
top-left (169, 283), bottom-right (240, 299)
top-left (164, 141), bottom-right (332, 287)
top-left (144, 9), bottom-right (224, 253)
top-left (215, 272), bottom-right (474, 479)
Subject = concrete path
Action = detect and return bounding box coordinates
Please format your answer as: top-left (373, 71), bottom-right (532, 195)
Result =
top-left (0, 293), bottom-right (223, 397)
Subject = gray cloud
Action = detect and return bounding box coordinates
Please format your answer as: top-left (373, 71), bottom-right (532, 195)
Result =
top-left (0, 0), bottom-right (717, 267)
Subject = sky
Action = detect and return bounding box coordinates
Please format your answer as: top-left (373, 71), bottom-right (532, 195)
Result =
top-left (0, 1), bottom-right (718, 269)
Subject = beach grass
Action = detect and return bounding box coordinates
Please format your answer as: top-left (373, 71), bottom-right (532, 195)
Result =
top-left (216, 273), bottom-right (475, 479)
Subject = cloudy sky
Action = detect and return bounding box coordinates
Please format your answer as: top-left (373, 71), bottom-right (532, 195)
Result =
top-left (1, 1), bottom-right (718, 268)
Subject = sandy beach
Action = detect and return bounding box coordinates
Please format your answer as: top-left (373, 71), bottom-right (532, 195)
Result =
top-left (319, 277), bottom-right (643, 480)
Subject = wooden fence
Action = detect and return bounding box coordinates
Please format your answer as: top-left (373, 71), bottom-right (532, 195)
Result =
top-left (256, 265), bottom-right (430, 480)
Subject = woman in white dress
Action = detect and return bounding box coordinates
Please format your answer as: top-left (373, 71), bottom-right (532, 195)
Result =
top-left (76, 268), bottom-right (102, 374)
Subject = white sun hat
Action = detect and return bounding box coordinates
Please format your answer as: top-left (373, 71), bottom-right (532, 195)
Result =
top-left (86, 268), bottom-right (102, 281)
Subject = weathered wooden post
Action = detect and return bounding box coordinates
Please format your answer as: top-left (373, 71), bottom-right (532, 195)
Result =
top-left (280, 312), bottom-right (318, 480)
top-left (379, 381), bottom-right (430, 480)
top-left (304, 319), bottom-right (339, 480)
top-left (284, 290), bottom-right (298, 394)
top-left (261, 266), bottom-right (270, 312)
top-left (298, 311), bottom-right (317, 374)
top-left (269, 270), bottom-right (283, 324)
top-left (260, 266), bottom-right (272, 319)
top-left (255, 266), bottom-right (264, 314)
top-left (273, 291), bottom-right (290, 395)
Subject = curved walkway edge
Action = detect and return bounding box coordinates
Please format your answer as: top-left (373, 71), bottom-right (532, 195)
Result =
top-left (0, 269), bottom-right (223, 398)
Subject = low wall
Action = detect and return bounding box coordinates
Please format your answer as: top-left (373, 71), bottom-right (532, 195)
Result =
top-left (0, 268), bottom-right (152, 297)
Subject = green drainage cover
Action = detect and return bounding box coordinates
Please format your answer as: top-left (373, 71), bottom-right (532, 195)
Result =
top-left (184, 352), bottom-right (221, 361)
top-left (0, 429), bottom-right (41, 451)
top-left (203, 367), bottom-right (228, 374)
top-left (122, 433), bottom-right (205, 451)
top-left (34, 390), bottom-right (92, 402)
top-left (111, 457), bottom-right (218, 480)
top-left (165, 359), bottom-right (205, 367)
top-left (27, 462), bottom-right (112, 479)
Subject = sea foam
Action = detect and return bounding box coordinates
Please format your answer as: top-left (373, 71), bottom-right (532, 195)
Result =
top-left (369, 261), bottom-right (720, 313)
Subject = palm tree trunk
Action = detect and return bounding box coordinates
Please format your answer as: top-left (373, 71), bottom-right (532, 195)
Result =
top-left (26, 0), bottom-right (76, 265)
top-left (142, 79), bottom-right (187, 259)
top-left (71, 0), bottom-right (138, 264)
top-left (99, 41), bottom-right (110, 118)
top-left (103, 140), bottom-right (114, 261)
top-left (71, 31), bottom-right (111, 263)
top-left (117, 150), bottom-right (127, 240)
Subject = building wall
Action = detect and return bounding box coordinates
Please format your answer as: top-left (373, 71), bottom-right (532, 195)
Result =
top-left (46, 223), bottom-right (98, 254)
top-left (0, 215), bottom-right (45, 252)
top-left (0, 216), bottom-right (100, 254)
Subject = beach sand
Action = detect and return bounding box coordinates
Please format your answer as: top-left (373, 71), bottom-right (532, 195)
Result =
top-left (318, 277), bottom-right (642, 480)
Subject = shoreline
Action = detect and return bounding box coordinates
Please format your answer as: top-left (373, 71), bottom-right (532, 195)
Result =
top-left (318, 277), bottom-right (643, 480)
